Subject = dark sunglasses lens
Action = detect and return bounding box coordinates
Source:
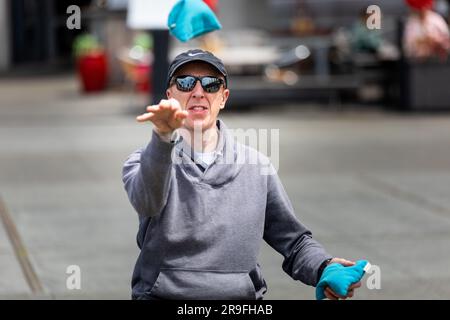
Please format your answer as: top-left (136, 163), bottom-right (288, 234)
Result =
top-left (176, 76), bottom-right (196, 91)
top-left (201, 77), bottom-right (222, 93)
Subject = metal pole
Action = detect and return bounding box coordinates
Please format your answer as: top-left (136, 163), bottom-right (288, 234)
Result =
top-left (150, 29), bottom-right (170, 105)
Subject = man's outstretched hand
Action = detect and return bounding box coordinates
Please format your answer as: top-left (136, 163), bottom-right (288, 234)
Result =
top-left (136, 98), bottom-right (188, 137)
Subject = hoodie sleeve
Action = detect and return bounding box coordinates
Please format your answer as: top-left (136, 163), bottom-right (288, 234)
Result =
top-left (263, 168), bottom-right (332, 287)
top-left (122, 130), bottom-right (176, 217)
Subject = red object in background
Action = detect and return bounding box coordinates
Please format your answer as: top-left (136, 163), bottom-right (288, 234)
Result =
top-left (405, 0), bottom-right (434, 10)
top-left (77, 52), bottom-right (108, 92)
top-left (203, 0), bottom-right (218, 13)
top-left (134, 64), bottom-right (152, 93)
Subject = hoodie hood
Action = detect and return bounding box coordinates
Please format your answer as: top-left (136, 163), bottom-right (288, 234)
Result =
top-left (173, 119), bottom-right (244, 186)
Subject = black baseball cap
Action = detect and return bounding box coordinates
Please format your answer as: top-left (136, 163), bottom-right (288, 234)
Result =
top-left (167, 49), bottom-right (228, 88)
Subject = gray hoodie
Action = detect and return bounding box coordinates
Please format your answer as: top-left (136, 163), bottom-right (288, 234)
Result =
top-left (122, 120), bottom-right (332, 300)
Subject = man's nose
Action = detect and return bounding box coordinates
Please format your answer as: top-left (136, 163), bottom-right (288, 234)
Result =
top-left (191, 80), bottom-right (205, 98)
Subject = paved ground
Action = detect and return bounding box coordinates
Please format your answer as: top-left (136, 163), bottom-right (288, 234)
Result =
top-left (1, 74), bottom-right (450, 300)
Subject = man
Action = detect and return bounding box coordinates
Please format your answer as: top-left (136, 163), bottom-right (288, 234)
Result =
top-left (122, 49), bottom-right (361, 300)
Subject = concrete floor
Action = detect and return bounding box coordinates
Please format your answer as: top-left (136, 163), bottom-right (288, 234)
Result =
top-left (1, 75), bottom-right (450, 299)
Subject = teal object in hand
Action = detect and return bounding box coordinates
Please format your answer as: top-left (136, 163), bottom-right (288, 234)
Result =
top-left (316, 260), bottom-right (370, 300)
top-left (168, 0), bottom-right (222, 42)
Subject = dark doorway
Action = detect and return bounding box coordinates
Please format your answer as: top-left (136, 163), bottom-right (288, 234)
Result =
top-left (11, 0), bottom-right (92, 68)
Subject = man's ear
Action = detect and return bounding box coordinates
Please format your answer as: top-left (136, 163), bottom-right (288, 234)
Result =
top-left (166, 89), bottom-right (171, 98)
top-left (220, 89), bottom-right (230, 109)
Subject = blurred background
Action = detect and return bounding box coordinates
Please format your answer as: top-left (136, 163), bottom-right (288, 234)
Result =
top-left (1, 0), bottom-right (450, 299)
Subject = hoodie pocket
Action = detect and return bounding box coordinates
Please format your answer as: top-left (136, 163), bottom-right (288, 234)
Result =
top-left (147, 268), bottom-right (256, 300)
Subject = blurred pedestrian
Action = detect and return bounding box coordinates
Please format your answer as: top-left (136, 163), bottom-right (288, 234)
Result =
top-left (350, 8), bottom-right (383, 54)
top-left (122, 49), bottom-right (362, 300)
top-left (403, 0), bottom-right (450, 60)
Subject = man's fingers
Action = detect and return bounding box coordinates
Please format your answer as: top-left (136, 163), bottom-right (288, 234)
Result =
top-left (327, 287), bottom-right (348, 300)
top-left (140, 99), bottom-right (185, 130)
top-left (146, 105), bottom-right (159, 112)
top-left (325, 287), bottom-right (344, 300)
top-left (330, 257), bottom-right (355, 267)
top-left (147, 98), bottom-right (182, 113)
top-left (323, 282), bottom-right (361, 301)
top-left (170, 110), bottom-right (188, 128)
top-left (325, 289), bottom-right (341, 300)
top-left (174, 110), bottom-right (188, 120)
top-left (136, 112), bottom-right (154, 122)
top-left (324, 289), bottom-right (338, 300)
top-left (349, 281), bottom-right (362, 290)
top-left (159, 99), bottom-right (173, 110)
top-left (343, 282), bottom-right (361, 298)
top-left (169, 98), bottom-right (182, 110)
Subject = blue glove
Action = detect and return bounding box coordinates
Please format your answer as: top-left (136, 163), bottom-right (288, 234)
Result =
top-left (316, 260), bottom-right (370, 300)
top-left (168, 0), bottom-right (222, 42)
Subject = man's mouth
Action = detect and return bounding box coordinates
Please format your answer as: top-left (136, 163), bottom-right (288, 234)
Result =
top-left (188, 105), bottom-right (208, 111)
top-left (187, 105), bottom-right (208, 114)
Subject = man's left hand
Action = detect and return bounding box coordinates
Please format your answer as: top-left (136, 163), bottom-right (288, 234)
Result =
top-left (323, 258), bottom-right (362, 300)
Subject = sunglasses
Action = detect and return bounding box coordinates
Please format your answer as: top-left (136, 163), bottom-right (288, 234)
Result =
top-left (172, 75), bottom-right (225, 93)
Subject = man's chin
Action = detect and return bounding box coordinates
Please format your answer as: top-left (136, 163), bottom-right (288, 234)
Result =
top-left (187, 117), bottom-right (205, 127)
top-left (184, 118), bottom-right (215, 132)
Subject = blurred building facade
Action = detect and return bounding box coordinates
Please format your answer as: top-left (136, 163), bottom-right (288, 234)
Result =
top-left (0, 0), bottom-right (408, 71)
top-left (1, 0), bottom-right (448, 109)
top-left (4, 0), bottom-right (89, 71)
